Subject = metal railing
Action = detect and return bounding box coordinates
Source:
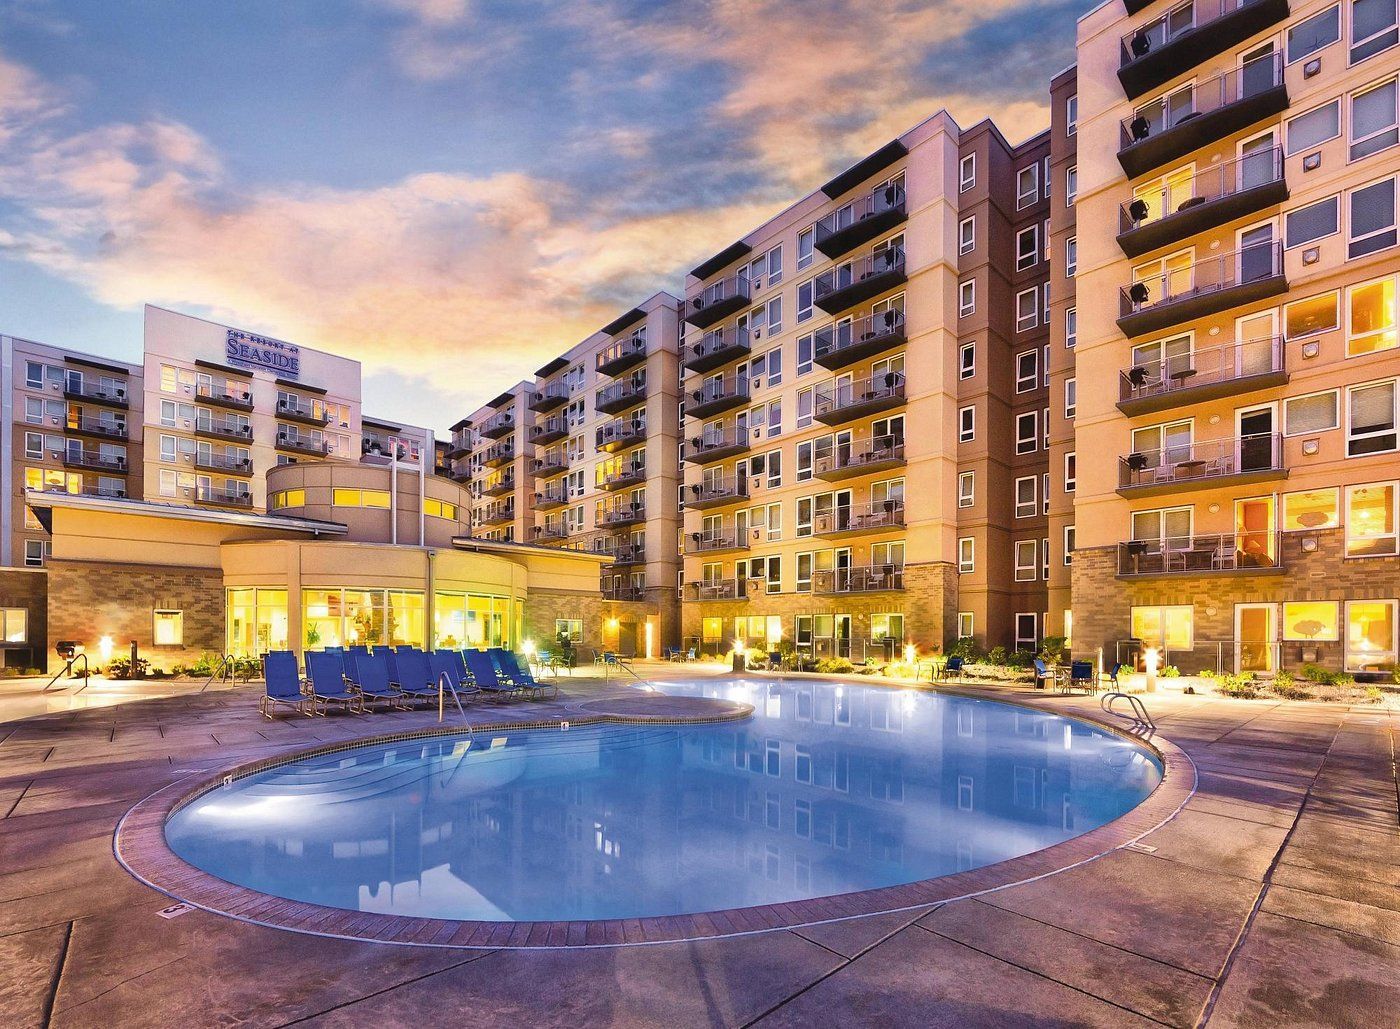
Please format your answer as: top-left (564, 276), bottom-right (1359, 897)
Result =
top-left (686, 271), bottom-right (750, 317)
top-left (531, 382), bottom-right (569, 408)
top-left (482, 441), bottom-right (515, 465)
top-left (815, 434), bottom-right (906, 475)
top-left (814, 247), bottom-right (905, 306)
top-left (196, 417), bottom-right (253, 440)
top-left (814, 373), bottom-right (905, 419)
top-left (479, 410), bottom-right (515, 437)
top-left (1120, 147), bottom-right (1284, 233)
top-left (531, 415), bottom-right (569, 441)
top-left (596, 378), bottom-right (646, 410)
top-left (1120, 0), bottom-right (1266, 65)
top-left (64, 381), bottom-right (128, 404)
top-left (596, 417), bottom-right (646, 450)
top-left (196, 486), bottom-right (253, 507)
top-left (688, 324), bottom-right (753, 367)
top-left (1119, 433), bottom-right (1283, 489)
top-left (814, 184), bottom-right (906, 246)
top-left (682, 428), bottom-right (750, 462)
top-left (533, 523), bottom-right (571, 542)
top-left (535, 485), bottom-right (568, 506)
top-left (276, 429), bottom-right (329, 454)
top-left (685, 476), bottom-right (749, 506)
top-left (70, 416), bottom-right (128, 439)
top-left (813, 565), bottom-right (906, 594)
top-left (685, 579), bottom-right (750, 602)
top-left (1120, 241), bottom-right (1283, 319)
top-left (600, 503), bottom-right (645, 527)
top-left (532, 450), bottom-right (568, 476)
top-left (596, 330), bottom-right (647, 372)
top-left (1118, 336), bottom-right (1284, 404)
top-left (275, 397), bottom-right (327, 422)
top-left (689, 374), bottom-right (750, 410)
top-left (600, 583), bottom-right (646, 602)
top-left (685, 531), bottom-right (746, 554)
top-left (196, 381), bottom-right (253, 407)
top-left (63, 449), bottom-right (126, 471)
top-left (600, 463), bottom-right (646, 488)
top-left (1120, 53), bottom-right (1284, 148)
top-left (814, 500), bottom-right (906, 534)
top-left (813, 310), bottom-right (906, 363)
top-left (195, 452), bottom-right (253, 473)
top-left (1117, 531), bottom-right (1281, 575)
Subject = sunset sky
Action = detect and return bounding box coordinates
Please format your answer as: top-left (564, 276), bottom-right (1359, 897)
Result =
top-left (0, 0), bottom-right (1085, 430)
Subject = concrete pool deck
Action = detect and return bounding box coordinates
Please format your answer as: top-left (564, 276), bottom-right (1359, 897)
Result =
top-left (0, 666), bottom-right (1395, 1027)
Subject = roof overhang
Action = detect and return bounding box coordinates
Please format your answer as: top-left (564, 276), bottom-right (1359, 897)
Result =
top-left (450, 536), bottom-right (615, 563)
top-left (690, 241), bottom-right (753, 282)
top-left (24, 491), bottom-right (348, 537)
top-left (820, 139), bottom-right (908, 199)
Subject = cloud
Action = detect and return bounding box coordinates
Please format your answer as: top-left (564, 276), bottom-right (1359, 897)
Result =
top-left (0, 50), bottom-right (61, 143)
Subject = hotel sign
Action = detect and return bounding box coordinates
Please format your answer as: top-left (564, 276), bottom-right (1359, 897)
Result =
top-left (225, 330), bottom-right (301, 378)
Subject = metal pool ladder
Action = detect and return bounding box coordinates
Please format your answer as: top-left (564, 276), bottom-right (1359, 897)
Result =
top-left (438, 671), bottom-right (473, 732)
top-left (1100, 692), bottom-right (1156, 734)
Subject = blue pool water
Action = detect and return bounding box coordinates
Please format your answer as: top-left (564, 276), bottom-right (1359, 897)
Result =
top-left (165, 680), bottom-right (1161, 922)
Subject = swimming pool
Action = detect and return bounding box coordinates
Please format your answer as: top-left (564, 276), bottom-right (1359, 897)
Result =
top-left (164, 679), bottom-right (1161, 923)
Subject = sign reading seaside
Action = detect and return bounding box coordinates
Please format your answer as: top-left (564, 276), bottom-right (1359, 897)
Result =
top-left (225, 330), bottom-right (301, 379)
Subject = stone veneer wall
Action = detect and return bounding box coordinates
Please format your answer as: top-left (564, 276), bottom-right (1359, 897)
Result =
top-left (524, 588), bottom-right (671, 657)
top-left (0, 568), bottom-right (48, 670)
top-left (44, 559), bottom-right (224, 673)
top-left (1071, 528), bottom-right (1400, 673)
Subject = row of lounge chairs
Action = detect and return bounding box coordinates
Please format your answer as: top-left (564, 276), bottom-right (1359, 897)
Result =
top-left (259, 646), bottom-right (556, 718)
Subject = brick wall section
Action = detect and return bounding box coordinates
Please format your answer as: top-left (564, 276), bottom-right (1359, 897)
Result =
top-left (524, 589), bottom-right (668, 656)
top-left (45, 559), bottom-right (224, 673)
top-left (904, 560), bottom-right (957, 652)
top-left (1072, 528), bottom-right (1400, 673)
top-left (0, 569), bottom-right (48, 670)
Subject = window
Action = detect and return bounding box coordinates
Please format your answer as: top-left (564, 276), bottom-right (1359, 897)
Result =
top-left (959, 341), bottom-right (976, 379)
top-left (1014, 540), bottom-right (1037, 581)
top-left (1285, 197), bottom-right (1340, 249)
top-left (958, 470), bottom-right (975, 508)
top-left (1015, 411), bottom-right (1038, 454)
top-left (1349, 176), bottom-right (1397, 257)
top-left (1065, 307), bottom-right (1077, 348)
top-left (1015, 350), bottom-right (1038, 393)
top-left (1015, 226), bottom-right (1038, 270)
top-left (796, 333), bottom-right (813, 376)
top-left (957, 612), bottom-right (974, 639)
top-left (1131, 605), bottom-right (1194, 650)
top-left (333, 488), bottom-right (391, 508)
top-left (796, 280), bottom-right (814, 323)
top-left (23, 540), bottom-right (49, 567)
top-left (1346, 482), bottom-right (1397, 555)
top-left (1283, 487), bottom-right (1340, 530)
top-left (1065, 236), bottom-right (1077, 277)
top-left (1015, 288), bottom-right (1038, 332)
top-left (1286, 100), bottom-right (1341, 155)
top-left (959, 216), bottom-right (976, 254)
top-left (958, 537), bottom-right (975, 573)
top-left (424, 498), bottom-right (458, 520)
top-left (1065, 94), bottom-right (1077, 135)
top-left (1282, 602), bottom-right (1340, 642)
top-left (1014, 476), bottom-right (1037, 518)
top-left (796, 387), bottom-right (814, 429)
top-left (1, 608), bottom-right (27, 643)
top-left (1289, 5), bottom-right (1341, 61)
top-left (1065, 166), bottom-right (1077, 205)
top-left (1350, 0), bottom-right (1398, 64)
top-left (797, 227), bottom-right (814, 270)
top-left (1348, 380), bottom-right (1398, 454)
top-left (958, 280), bottom-right (976, 316)
top-left (1348, 275), bottom-right (1397, 354)
top-left (959, 153), bottom-right (976, 192)
top-left (153, 610), bottom-right (184, 646)
top-left (1063, 525), bottom-right (1075, 565)
top-left (270, 488), bottom-right (306, 509)
top-left (1352, 79), bottom-right (1399, 162)
top-left (1016, 165), bottom-right (1038, 209)
top-left (1064, 378), bottom-right (1077, 419)
top-left (1065, 452), bottom-right (1076, 492)
top-left (958, 406), bottom-right (975, 442)
top-left (1346, 600), bottom-right (1397, 671)
top-left (1286, 291), bottom-right (1340, 339)
top-left (1284, 391), bottom-right (1340, 434)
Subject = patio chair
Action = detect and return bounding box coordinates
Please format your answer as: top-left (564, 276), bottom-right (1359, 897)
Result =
top-left (388, 647), bottom-right (439, 705)
top-left (1033, 658), bottom-right (1054, 691)
top-left (348, 644), bottom-right (371, 660)
top-left (430, 650), bottom-right (481, 698)
top-left (940, 656), bottom-right (964, 683)
top-left (464, 649), bottom-right (524, 699)
top-left (1070, 661), bottom-right (1095, 694)
top-left (306, 650), bottom-right (364, 715)
top-left (348, 650), bottom-right (407, 709)
top-left (487, 647), bottom-right (527, 686)
top-left (503, 652), bottom-right (558, 699)
top-left (259, 651), bottom-right (310, 719)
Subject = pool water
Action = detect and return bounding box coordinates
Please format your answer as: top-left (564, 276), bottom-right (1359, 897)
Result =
top-left (165, 680), bottom-right (1161, 922)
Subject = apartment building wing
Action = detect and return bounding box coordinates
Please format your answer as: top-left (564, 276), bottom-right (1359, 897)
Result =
top-left (1073, 0), bottom-right (1400, 676)
top-left (461, 383), bottom-right (534, 544)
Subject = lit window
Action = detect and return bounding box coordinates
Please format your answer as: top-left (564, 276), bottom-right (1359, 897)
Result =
top-left (957, 612), bottom-right (974, 639)
top-left (1285, 291), bottom-right (1339, 339)
top-left (1, 608), bottom-right (27, 643)
top-left (1346, 599), bottom-right (1397, 672)
top-left (153, 610), bottom-right (184, 646)
top-left (1282, 488), bottom-right (1340, 530)
top-left (1345, 482), bottom-right (1398, 555)
top-left (1282, 602), bottom-right (1340, 642)
top-left (1131, 605), bottom-right (1194, 650)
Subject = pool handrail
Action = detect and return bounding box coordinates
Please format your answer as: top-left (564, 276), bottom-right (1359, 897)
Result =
top-left (430, 650), bottom-right (480, 695)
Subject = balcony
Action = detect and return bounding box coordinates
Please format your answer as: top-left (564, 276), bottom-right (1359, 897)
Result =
top-left (684, 325), bottom-right (752, 375)
top-left (1118, 55), bottom-right (1288, 178)
top-left (601, 583), bottom-right (646, 602)
top-left (482, 441), bottom-right (515, 468)
top-left (482, 474), bottom-right (515, 497)
top-left (478, 410), bottom-right (515, 440)
top-left (1118, 242), bottom-right (1286, 337)
top-left (276, 429), bottom-right (329, 457)
top-left (1118, 336), bottom-right (1286, 416)
top-left (195, 487), bottom-right (253, 509)
top-left (814, 184), bottom-right (908, 260)
top-left (275, 398), bottom-right (330, 427)
top-left (67, 417), bottom-right (128, 441)
top-left (1119, 0), bottom-right (1291, 100)
top-left (813, 310), bottom-right (907, 370)
top-left (596, 331), bottom-right (648, 377)
top-left (534, 486), bottom-right (569, 510)
top-left (529, 383), bottom-right (570, 413)
top-left (600, 503), bottom-right (646, 529)
top-left (1118, 433), bottom-right (1286, 497)
top-left (531, 415), bottom-right (569, 446)
top-left (533, 524), bottom-right (571, 543)
top-left (814, 373), bottom-right (906, 426)
top-left (532, 451), bottom-right (569, 478)
top-left (596, 417), bottom-right (646, 454)
top-left (684, 477), bottom-right (749, 510)
top-left (62, 450), bottom-right (127, 473)
top-left (813, 501), bottom-right (905, 539)
top-left (815, 435), bottom-right (906, 481)
top-left (194, 453), bottom-right (253, 475)
top-left (685, 531), bottom-right (748, 556)
top-left (813, 247), bottom-right (906, 315)
top-left (686, 375), bottom-right (750, 420)
top-left (447, 435), bottom-right (472, 460)
top-left (683, 272), bottom-right (750, 330)
top-left (1118, 148), bottom-right (1287, 258)
top-left (1117, 531), bottom-right (1284, 577)
top-left (63, 381), bottom-right (129, 409)
top-left (685, 579), bottom-right (751, 602)
top-left (596, 378), bottom-right (647, 415)
top-left (195, 382), bottom-right (254, 412)
top-left (813, 566), bottom-right (905, 594)
top-left (195, 419), bottom-right (254, 444)
top-left (480, 505), bottom-right (515, 527)
top-left (683, 428), bottom-right (751, 465)
top-left (599, 463), bottom-right (647, 492)
top-left (589, 535), bottom-right (643, 564)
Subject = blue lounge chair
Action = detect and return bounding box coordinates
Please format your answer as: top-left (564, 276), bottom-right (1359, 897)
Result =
top-left (487, 647), bottom-right (519, 682)
top-left (259, 651), bottom-right (310, 718)
top-left (502, 651), bottom-right (557, 699)
top-left (348, 650), bottom-right (405, 709)
top-left (388, 647), bottom-right (438, 704)
top-left (464, 649), bottom-right (523, 699)
top-left (430, 650), bottom-right (481, 698)
top-left (306, 650), bottom-right (363, 714)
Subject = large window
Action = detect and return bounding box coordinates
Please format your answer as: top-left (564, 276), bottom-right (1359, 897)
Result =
top-left (1282, 488), bottom-right (1340, 530)
top-left (302, 588), bottom-right (429, 649)
top-left (225, 588), bottom-right (289, 657)
top-left (1288, 5), bottom-right (1341, 62)
top-left (1346, 482), bottom-right (1397, 555)
top-left (1286, 100), bottom-right (1340, 155)
top-left (1285, 291), bottom-right (1339, 339)
top-left (1285, 196), bottom-right (1339, 248)
top-left (432, 591), bottom-right (513, 649)
top-left (1350, 0), bottom-right (1398, 64)
top-left (152, 610), bottom-right (184, 646)
top-left (0, 608), bottom-right (27, 644)
top-left (1348, 380), bottom-right (1398, 455)
top-left (1284, 391), bottom-right (1339, 435)
top-left (1346, 600), bottom-right (1397, 671)
top-left (1347, 276), bottom-right (1396, 355)
top-left (1131, 605), bottom-right (1194, 650)
top-left (1282, 602), bottom-right (1340, 642)
top-left (1348, 176), bottom-right (1397, 258)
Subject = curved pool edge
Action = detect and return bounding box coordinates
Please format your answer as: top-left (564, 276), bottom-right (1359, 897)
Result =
top-left (114, 683), bottom-right (1196, 950)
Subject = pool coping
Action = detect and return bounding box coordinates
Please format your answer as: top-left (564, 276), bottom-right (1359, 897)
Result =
top-left (113, 682), bottom-right (1196, 950)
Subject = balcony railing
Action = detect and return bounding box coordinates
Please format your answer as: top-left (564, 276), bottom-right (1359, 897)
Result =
top-left (62, 450), bottom-right (127, 472)
top-left (687, 375), bottom-right (750, 420)
top-left (814, 184), bottom-right (908, 259)
top-left (68, 416), bottom-right (128, 440)
top-left (1117, 531), bottom-right (1284, 577)
top-left (599, 463), bottom-right (646, 491)
top-left (478, 410), bottom-right (515, 440)
top-left (1118, 241), bottom-right (1286, 337)
top-left (1118, 336), bottom-right (1286, 415)
top-left (601, 583), bottom-right (646, 602)
top-left (813, 246), bottom-right (906, 315)
top-left (684, 476), bottom-right (749, 510)
top-left (533, 450), bottom-right (568, 478)
top-left (195, 418), bottom-right (254, 442)
top-left (63, 381), bottom-right (129, 408)
top-left (480, 505), bottom-right (515, 526)
top-left (685, 531), bottom-right (748, 555)
top-left (814, 500), bottom-right (906, 537)
top-left (275, 397), bottom-right (330, 426)
top-left (1118, 148), bottom-right (1287, 258)
top-left (815, 434), bottom-right (906, 481)
top-left (600, 503), bottom-right (646, 529)
top-left (684, 325), bottom-right (753, 374)
top-left (596, 417), bottom-right (647, 453)
top-left (529, 383), bottom-right (570, 413)
top-left (482, 441), bottom-right (515, 468)
top-left (685, 579), bottom-right (750, 602)
top-left (1118, 0), bottom-right (1292, 99)
top-left (276, 429), bottom-right (329, 456)
top-left (194, 453), bottom-right (253, 475)
top-left (534, 485), bottom-right (569, 509)
top-left (596, 330), bottom-right (648, 377)
top-left (1118, 54), bottom-right (1287, 177)
top-left (531, 415), bottom-right (569, 446)
top-left (813, 566), bottom-right (905, 594)
top-left (195, 486), bottom-right (253, 508)
top-left (588, 534), bottom-right (642, 564)
top-left (814, 373), bottom-right (906, 425)
top-left (195, 382), bottom-right (254, 411)
top-left (682, 428), bottom-right (751, 464)
top-left (813, 310), bottom-right (907, 370)
top-left (684, 272), bottom-right (751, 330)
top-left (533, 524), bottom-right (571, 542)
top-left (1119, 433), bottom-right (1285, 495)
top-left (595, 377), bottom-right (647, 415)
top-left (482, 473), bottom-right (515, 497)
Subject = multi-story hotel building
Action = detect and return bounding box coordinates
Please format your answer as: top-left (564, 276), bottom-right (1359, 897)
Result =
top-left (677, 112), bottom-right (1054, 659)
top-left (1072, 0), bottom-right (1400, 674)
top-left (455, 382), bottom-right (535, 545)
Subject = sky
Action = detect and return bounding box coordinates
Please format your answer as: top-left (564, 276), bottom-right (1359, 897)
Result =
top-left (0, 0), bottom-right (1086, 431)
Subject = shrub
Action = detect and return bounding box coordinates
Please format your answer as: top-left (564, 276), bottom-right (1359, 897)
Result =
top-left (1038, 636), bottom-right (1068, 664)
top-left (1268, 672), bottom-right (1313, 700)
top-left (1215, 672), bottom-right (1260, 699)
top-left (947, 636), bottom-right (983, 661)
top-left (1004, 649), bottom-right (1034, 669)
top-left (815, 657), bottom-right (855, 674)
top-left (987, 646), bottom-right (1008, 667)
top-left (1365, 685), bottom-right (1385, 704)
top-left (1300, 663), bottom-right (1335, 684)
top-left (881, 660), bottom-right (920, 680)
top-left (105, 656), bottom-right (149, 680)
top-left (1158, 665), bottom-right (1181, 678)
top-left (0, 667), bottom-right (19, 679)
